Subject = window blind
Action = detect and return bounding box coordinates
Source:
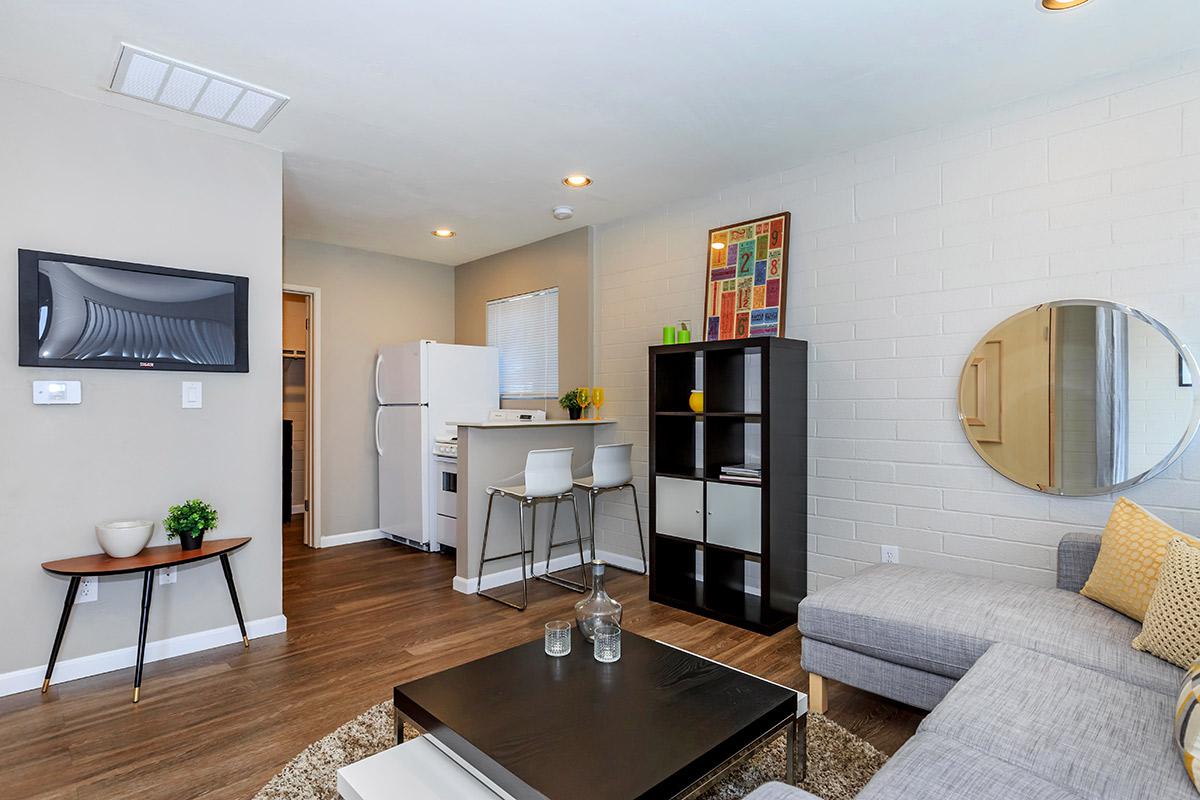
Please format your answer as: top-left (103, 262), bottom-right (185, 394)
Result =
top-left (486, 288), bottom-right (559, 399)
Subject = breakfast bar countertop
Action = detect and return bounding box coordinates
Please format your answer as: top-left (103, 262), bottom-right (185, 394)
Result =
top-left (450, 419), bottom-right (617, 429)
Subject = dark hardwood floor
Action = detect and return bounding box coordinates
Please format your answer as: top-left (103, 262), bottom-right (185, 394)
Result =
top-left (0, 517), bottom-right (923, 800)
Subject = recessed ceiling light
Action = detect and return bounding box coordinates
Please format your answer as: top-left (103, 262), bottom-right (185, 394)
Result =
top-left (563, 174), bottom-right (592, 188)
top-left (711, 242), bottom-right (726, 251)
top-left (108, 44), bottom-right (289, 133)
top-left (431, 229), bottom-right (456, 238)
top-left (1041, 0), bottom-right (1091, 9)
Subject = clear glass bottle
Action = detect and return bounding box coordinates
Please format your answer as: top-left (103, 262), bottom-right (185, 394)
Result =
top-left (575, 560), bottom-right (623, 642)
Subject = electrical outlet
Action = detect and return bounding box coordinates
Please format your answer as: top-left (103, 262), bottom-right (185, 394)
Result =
top-left (159, 566), bottom-right (177, 585)
top-left (881, 545), bottom-right (900, 565)
top-left (76, 576), bottom-right (98, 603)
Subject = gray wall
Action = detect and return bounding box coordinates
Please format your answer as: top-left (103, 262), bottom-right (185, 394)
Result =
top-left (283, 239), bottom-right (456, 536)
top-left (0, 78), bottom-right (283, 674)
top-left (455, 227), bottom-right (593, 419)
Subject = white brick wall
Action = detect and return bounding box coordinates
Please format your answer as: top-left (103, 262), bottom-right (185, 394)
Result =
top-left (592, 52), bottom-right (1200, 592)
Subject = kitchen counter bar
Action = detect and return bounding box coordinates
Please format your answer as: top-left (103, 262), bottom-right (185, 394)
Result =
top-left (453, 419), bottom-right (617, 593)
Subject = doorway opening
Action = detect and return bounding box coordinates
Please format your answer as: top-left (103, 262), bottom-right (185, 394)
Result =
top-left (283, 286), bottom-right (321, 548)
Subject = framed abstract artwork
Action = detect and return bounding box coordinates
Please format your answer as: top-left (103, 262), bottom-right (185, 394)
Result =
top-left (704, 212), bottom-right (790, 340)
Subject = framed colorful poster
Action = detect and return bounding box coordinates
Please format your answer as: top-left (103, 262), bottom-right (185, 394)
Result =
top-left (704, 212), bottom-right (790, 340)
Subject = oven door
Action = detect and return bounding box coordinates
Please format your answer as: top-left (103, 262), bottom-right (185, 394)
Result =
top-left (435, 456), bottom-right (458, 518)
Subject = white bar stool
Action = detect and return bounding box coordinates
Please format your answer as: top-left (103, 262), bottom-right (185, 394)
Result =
top-left (572, 443), bottom-right (647, 575)
top-left (476, 447), bottom-right (588, 610)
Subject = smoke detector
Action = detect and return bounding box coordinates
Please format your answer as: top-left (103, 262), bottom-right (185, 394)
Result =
top-left (553, 205), bottom-right (575, 220)
top-left (108, 44), bottom-right (289, 132)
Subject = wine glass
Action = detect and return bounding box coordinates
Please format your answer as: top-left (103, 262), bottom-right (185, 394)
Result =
top-left (577, 387), bottom-right (591, 419)
top-left (592, 387), bottom-right (605, 420)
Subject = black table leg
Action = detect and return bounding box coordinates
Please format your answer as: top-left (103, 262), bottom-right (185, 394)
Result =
top-left (220, 553), bottom-right (248, 647)
top-left (133, 569), bottom-right (154, 704)
top-left (42, 576), bottom-right (81, 693)
top-left (786, 716), bottom-right (797, 785)
top-left (797, 713), bottom-right (808, 783)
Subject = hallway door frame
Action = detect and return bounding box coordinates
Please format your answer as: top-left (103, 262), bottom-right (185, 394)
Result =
top-left (283, 284), bottom-right (322, 548)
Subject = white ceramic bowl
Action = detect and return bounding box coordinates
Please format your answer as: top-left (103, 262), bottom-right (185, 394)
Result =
top-left (95, 520), bottom-right (155, 558)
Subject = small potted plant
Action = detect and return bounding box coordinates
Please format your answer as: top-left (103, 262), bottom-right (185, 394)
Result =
top-left (164, 499), bottom-right (219, 551)
top-left (559, 388), bottom-right (585, 420)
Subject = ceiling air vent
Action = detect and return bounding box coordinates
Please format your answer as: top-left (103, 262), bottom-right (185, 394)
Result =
top-left (108, 44), bottom-right (289, 133)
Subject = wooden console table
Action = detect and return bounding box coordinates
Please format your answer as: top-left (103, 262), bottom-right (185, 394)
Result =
top-left (40, 537), bottom-right (252, 703)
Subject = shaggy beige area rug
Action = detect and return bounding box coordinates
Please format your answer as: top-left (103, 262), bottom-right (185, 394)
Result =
top-left (254, 702), bottom-right (887, 800)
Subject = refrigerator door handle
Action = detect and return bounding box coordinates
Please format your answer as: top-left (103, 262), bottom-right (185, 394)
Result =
top-left (375, 407), bottom-right (384, 456)
top-left (374, 353), bottom-right (385, 405)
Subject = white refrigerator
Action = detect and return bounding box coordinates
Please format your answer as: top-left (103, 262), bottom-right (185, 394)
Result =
top-left (375, 341), bottom-right (499, 551)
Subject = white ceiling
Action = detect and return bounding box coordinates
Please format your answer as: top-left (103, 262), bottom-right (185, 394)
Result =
top-left (2, 1), bottom-right (1198, 265)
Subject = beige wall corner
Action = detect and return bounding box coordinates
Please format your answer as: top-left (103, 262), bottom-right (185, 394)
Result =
top-left (454, 227), bottom-right (593, 418)
top-left (283, 239), bottom-right (455, 538)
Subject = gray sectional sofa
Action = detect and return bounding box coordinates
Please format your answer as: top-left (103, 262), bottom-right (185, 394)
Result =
top-left (747, 532), bottom-right (1191, 800)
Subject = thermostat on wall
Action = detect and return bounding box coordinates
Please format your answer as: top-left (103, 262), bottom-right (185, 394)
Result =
top-left (33, 380), bottom-right (81, 405)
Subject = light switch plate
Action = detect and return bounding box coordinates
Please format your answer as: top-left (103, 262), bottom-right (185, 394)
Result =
top-left (33, 380), bottom-right (81, 405)
top-left (181, 381), bottom-right (203, 409)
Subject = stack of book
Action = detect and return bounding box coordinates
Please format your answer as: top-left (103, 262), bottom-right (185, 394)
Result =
top-left (718, 464), bottom-right (761, 484)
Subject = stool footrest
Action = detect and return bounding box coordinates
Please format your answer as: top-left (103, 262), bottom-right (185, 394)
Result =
top-left (476, 587), bottom-right (528, 610)
top-left (534, 573), bottom-right (587, 592)
top-left (480, 548), bottom-right (532, 564)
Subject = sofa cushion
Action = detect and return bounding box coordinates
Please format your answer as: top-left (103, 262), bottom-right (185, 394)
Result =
top-left (802, 636), bottom-right (956, 711)
top-left (799, 564), bottom-right (1183, 695)
top-left (742, 783), bottom-right (823, 800)
top-left (1081, 496), bottom-right (1200, 622)
top-left (1134, 537), bottom-right (1200, 668)
top-left (919, 643), bottom-right (1194, 800)
top-left (1174, 661), bottom-right (1200, 793)
top-left (855, 734), bottom-right (1085, 800)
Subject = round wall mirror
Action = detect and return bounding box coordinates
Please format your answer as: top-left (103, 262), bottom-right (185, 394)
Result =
top-left (957, 300), bottom-right (1200, 496)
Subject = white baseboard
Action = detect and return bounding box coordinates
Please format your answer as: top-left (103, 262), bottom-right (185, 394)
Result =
top-left (0, 614), bottom-right (287, 698)
top-left (452, 551), bottom-right (593, 594)
top-left (291, 503), bottom-right (305, 514)
top-left (321, 528), bottom-right (383, 547)
top-left (451, 549), bottom-right (646, 595)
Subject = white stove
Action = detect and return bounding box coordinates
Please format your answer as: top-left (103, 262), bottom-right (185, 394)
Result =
top-left (431, 435), bottom-right (459, 551)
top-left (430, 409), bottom-right (546, 459)
top-left (488, 408), bottom-right (547, 423)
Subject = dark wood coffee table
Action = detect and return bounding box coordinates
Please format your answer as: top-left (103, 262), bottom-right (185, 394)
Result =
top-left (393, 631), bottom-right (806, 800)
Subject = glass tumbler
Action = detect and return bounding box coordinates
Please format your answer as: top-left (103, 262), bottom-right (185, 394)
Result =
top-left (593, 624), bottom-right (621, 663)
top-left (545, 621), bottom-right (571, 657)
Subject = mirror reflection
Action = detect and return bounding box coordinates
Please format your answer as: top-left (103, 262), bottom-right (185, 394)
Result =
top-left (958, 300), bottom-right (1200, 496)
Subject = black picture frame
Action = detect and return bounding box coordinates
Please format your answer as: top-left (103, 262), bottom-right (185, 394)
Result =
top-left (17, 249), bottom-right (249, 373)
top-left (1181, 354), bottom-right (1193, 388)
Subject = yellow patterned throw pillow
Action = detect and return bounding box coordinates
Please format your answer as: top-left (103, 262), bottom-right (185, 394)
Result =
top-left (1081, 497), bottom-right (1200, 622)
top-left (1134, 538), bottom-right (1200, 668)
top-left (1175, 662), bottom-right (1200, 792)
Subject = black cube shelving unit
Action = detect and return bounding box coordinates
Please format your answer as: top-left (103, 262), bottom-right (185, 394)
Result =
top-left (648, 336), bottom-right (807, 634)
